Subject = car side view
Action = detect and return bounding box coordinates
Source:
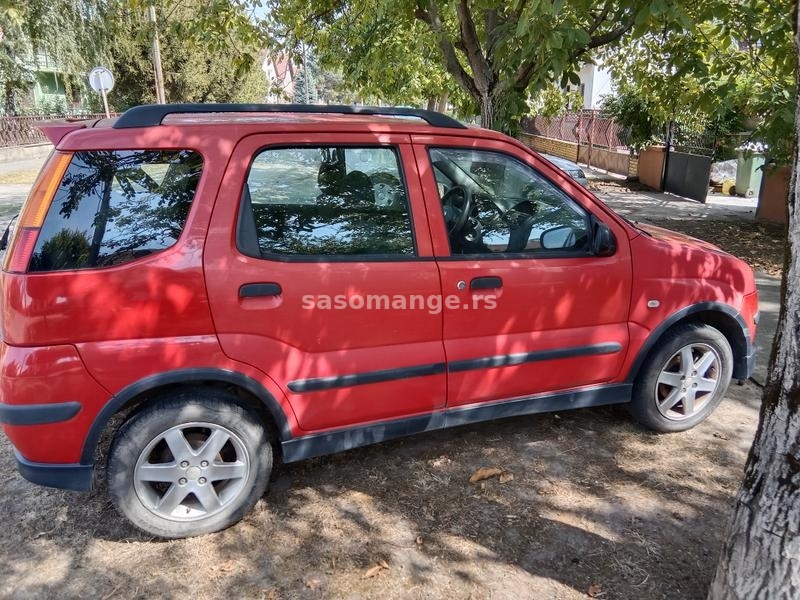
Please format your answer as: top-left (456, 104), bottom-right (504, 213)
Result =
top-left (0, 104), bottom-right (758, 538)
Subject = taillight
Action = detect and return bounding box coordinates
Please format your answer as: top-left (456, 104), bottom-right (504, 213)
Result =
top-left (2, 151), bottom-right (72, 273)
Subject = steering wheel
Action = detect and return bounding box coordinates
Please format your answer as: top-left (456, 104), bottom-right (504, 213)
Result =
top-left (441, 185), bottom-right (474, 235)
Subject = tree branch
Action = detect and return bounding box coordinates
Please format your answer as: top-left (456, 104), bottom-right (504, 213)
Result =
top-left (456, 0), bottom-right (493, 92)
top-left (586, 0), bottom-right (612, 37)
top-left (415, 0), bottom-right (480, 99)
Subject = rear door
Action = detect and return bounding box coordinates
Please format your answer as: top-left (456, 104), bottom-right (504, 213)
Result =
top-left (204, 133), bottom-right (446, 432)
top-left (412, 135), bottom-right (632, 408)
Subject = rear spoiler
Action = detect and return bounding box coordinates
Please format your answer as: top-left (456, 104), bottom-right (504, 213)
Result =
top-left (37, 119), bottom-right (101, 146)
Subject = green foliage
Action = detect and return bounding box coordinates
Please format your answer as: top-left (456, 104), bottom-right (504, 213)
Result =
top-left (602, 0), bottom-right (795, 163)
top-left (528, 84), bottom-right (584, 118)
top-left (103, 0), bottom-right (267, 110)
top-left (267, 0), bottom-right (678, 133)
top-left (600, 85), bottom-right (664, 151)
top-left (0, 0), bottom-right (107, 114)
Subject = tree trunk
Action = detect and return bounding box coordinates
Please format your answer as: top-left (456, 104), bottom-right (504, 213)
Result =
top-left (708, 3), bottom-right (800, 597)
top-left (480, 93), bottom-right (494, 130)
top-left (4, 83), bottom-right (16, 116)
top-left (435, 92), bottom-right (448, 113)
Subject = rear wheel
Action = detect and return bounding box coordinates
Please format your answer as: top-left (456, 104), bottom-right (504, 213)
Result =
top-left (629, 323), bottom-right (733, 432)
top-left (107, 388), bottom-right (272, 538)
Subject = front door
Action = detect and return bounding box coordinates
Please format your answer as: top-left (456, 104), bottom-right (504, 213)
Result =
top-left (412, 136), bottom-right (632, 408)
top-left (204, 133), bottom-right (446, 432)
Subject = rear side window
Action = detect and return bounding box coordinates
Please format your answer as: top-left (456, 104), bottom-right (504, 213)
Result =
top-left (29, 150), bottom-right (202, 272)
top-left (240, 146), bottom-right (415, 257)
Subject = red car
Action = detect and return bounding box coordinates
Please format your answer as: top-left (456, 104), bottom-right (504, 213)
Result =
top-left (0, 105), bottom-right (758, 538)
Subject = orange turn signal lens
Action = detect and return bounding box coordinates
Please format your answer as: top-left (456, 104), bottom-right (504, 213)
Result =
top-left (18, 151), bottom-right (73, 228)
top-left (2, 151), bottom-right (73, 272)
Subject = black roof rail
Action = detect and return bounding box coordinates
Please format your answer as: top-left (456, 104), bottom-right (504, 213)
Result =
top-left (113, 103), bottom-right (467, 130)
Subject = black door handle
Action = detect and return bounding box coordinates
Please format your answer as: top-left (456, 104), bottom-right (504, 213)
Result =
top-left (239, 283), bottom-right (282, 298)
top-left (470, 276), bottom-right (502, 290)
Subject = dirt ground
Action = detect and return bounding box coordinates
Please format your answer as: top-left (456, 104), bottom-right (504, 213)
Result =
top-left (0, 383), bottom-right (761, 599)
top-left (0, 175), bottom-right (775, 599)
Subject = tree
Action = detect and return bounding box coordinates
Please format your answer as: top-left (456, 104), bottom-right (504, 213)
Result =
top-left (268, 0), bottom-right (689, 133)
top-left (708, 3), bottom-right (800, 597)
top-left (103, 0), bottom-right (267, 110)
top-left (0, 0), bottom-right (107, 114)
top-left (293, 49), bottom-right (318, 104)
top-left (601, 0), bottom-right (795, 163)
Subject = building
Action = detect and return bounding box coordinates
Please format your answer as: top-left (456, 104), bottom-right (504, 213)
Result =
top-left (565, 63), bottom-right (615, 110)
top-left (262, 52), bottom-right (295, 103)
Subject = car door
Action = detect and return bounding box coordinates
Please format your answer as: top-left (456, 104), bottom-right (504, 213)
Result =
top-left (204, 133), bottom-right (446, 432)
top-left (411, 135), bottom-right (632, 408)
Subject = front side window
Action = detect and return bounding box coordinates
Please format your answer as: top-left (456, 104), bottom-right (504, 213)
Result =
top-left (242, 146), bottom-right (414, 257)
top-left (429, 148), bottom-right (590, 256)
top-left (30, 150), bottom-right (202, 271)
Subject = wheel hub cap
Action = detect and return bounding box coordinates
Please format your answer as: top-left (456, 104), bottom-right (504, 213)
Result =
top-left (655, 343), bottom-right (721, 421)
top-left (133, 422), bottom-right (250, 522)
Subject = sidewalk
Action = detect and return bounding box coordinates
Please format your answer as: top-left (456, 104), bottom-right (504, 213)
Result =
top-left (585, 165), bottom-right (759, 222)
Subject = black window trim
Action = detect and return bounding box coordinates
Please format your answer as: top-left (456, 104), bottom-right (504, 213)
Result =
top-left (426, 145), bottom-right (598, 261)
top-left (237, 143), bottom-right (422, 263)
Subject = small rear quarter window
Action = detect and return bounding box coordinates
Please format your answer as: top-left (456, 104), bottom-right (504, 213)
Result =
top-left (29, 149), bottom-right (202, 272)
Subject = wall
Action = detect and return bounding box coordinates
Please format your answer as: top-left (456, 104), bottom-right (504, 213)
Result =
top-left (577, 145), bottom-right (631, 176)
top-left (518, 132), bottom-right (635, 179)
top-left (637, 146), bottom-right (666, 191)
top-left (756, 165), bottom-right (790, 225)
top-left (517, 133), bottom-right (578, 162)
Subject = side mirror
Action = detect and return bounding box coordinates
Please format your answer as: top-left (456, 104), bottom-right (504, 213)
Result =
top-left (591, 219), bottom-right (616, 257)
top-left (0, 214), bottom-right (19, 251)
top-left (540, 225), bottom-right (577, 250)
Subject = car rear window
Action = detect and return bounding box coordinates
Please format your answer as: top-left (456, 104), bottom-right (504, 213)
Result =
top-left (29, 150), bottom-right (202, 272)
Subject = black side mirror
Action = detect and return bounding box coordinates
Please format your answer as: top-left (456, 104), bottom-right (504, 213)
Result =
top-left (0, 214), bottom-right (19, 251)
top-left (591, 217), bottom-right (616, 257)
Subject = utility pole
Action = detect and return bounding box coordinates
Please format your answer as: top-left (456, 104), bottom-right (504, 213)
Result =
top-left (302, 42), bottom-right (309, 104)
top-left (148, 4), bottom-right (166, 104)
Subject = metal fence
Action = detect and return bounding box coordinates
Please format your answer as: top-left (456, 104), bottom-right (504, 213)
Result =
top-left (0, 114), bottom-right (111, 147)
top-left (522, 110), bottom-right (630, 150)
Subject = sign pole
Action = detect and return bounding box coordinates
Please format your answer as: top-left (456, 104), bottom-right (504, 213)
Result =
top-left (88, 67), bottom-right (115, 118)
top-left (101, 88), bottom-right (110, 118)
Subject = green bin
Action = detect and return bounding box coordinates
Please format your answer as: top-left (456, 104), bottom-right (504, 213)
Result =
top-left (735, 151), bottom-right (765, 197)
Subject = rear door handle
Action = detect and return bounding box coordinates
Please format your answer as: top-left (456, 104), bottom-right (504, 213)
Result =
top-left (239, 282), bottom-right (282, 298)
top-left (470, 276), bottom-right (502, 290)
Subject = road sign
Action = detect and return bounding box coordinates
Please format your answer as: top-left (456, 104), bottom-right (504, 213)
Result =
top-left (88, 67), bottom-right (114, 118)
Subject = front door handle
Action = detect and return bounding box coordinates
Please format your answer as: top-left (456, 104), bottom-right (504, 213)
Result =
top-left (470, 276), bottom-right (502, 290)
top-left (239, 282), bottom-right (282, 298)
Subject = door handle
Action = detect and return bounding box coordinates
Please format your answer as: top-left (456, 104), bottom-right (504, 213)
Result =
top-left (470, 276), bottom-right (502, 290)
top-left (239, 282), bottom-right (282, 298)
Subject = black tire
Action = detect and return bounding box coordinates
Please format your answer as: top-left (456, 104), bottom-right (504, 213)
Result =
top-left (629, 323), bottom-right (733, 432)
top-left (107, 388), bottom-right (272, 538)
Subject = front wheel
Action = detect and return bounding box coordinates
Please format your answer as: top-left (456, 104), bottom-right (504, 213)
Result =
top-left (107, 388), bottom-right (272, 538)
top-left (629, 323), bottom-right (733, 432)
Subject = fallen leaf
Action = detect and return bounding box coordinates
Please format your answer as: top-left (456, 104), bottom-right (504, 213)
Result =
top-left (469, 467), bottom-right (504, 483)
top-left (587, 583), bottom-right (603, 597)
top-left (499, 472), bottom-right (514, 484)
top-left (304, 579), bottom-right (321, 589)
top-left (379, 560), bottom-right (390, 569)
top-left (713, 432), bottom-right (730, 440)
top-left (364, 565), bottom-right (382, 579)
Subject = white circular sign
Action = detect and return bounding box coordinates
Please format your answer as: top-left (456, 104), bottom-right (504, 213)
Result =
top-left (89, 67), bottom-right (115, 93)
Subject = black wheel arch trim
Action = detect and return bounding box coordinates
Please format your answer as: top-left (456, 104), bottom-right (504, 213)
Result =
top-left (80, 368), bottom-right (292, 465)
top-left (626, 302), bottom-right (754, 383)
